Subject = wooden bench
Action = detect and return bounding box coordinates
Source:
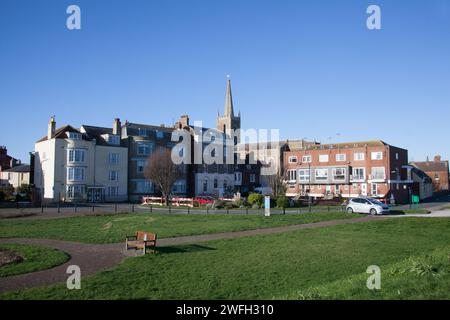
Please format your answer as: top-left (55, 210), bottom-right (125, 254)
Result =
top-left (125, 231), bottom-right (157, 254)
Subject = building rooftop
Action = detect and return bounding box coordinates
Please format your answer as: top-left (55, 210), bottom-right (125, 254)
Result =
top-left (2, 164), bottom-right (30, 173)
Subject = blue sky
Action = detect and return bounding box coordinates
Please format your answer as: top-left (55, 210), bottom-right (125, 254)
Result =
top-left (1, 0), bottom-right (449, 163)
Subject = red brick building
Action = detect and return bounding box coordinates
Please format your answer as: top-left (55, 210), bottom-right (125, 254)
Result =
top-left (284, 140), bottom-right (413, 204)
top-left (411, 156), bottom-right (449, 192)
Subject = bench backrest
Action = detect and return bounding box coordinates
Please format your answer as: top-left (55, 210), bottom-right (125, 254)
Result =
top-left (136, 231), bottom-right (157, 241)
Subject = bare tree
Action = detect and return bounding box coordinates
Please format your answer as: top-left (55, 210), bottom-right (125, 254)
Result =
top-left (266, 169), bottom-right (287, 198)
top-left (144, 148), bottom-right (183, 206)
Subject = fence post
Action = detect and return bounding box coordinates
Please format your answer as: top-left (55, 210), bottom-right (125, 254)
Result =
top-left (57, 202), bottom-right (60, 213)
top-left (150, 205), bottom-right (152, 213)
top-left (227, 208), bottom-right (229, 214)
top-left (187, 206), bottom-right (190, 214)
top-left (283, 207), bottom-right (286, 215)
top-left (92, 204), bottom-right (95, 212)
top-left (115, 203), bottom-right (117, 213)
top-left (41, 203), bottom-right (44, 213)
top-left (206, 207), bottom-right (209, 214)
top-left (16, 201), bottom-right (19, 209)
top-left (74, 203), bottom-right (77, 213)
top-left (132, 204), bottom-right (135, 213)
top-left (246, 208), bottom-right (248, 215)
top-left (169, 206), bottom-right (171, 213)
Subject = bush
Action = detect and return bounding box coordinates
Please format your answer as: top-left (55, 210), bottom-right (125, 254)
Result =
top-left (276, 195), bottom-right (289, 209)
top-left (247, 193), bottom-right (264, 207)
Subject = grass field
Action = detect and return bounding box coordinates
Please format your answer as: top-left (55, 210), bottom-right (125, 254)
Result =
top-left (0, 244), bottom-right (69, 278)
top-left (2, 217), bottom-right (449, 300)
top-left (0, 212), bottom-right (359, 244)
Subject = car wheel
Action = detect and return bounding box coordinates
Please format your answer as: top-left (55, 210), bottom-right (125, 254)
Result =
top-left (347, 207), bottom-right (354, 214)
top-left (370, 208), bottom-right (377, 215)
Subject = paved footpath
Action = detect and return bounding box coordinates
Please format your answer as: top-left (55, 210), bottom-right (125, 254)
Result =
top-left (0, 215), bottom-right (386, 294)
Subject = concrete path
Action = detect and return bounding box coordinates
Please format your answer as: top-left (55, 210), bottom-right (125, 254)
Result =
top-left (0, 215), bottom-right (386, 294)
top-left (392, 209), bottom-right (450, 218)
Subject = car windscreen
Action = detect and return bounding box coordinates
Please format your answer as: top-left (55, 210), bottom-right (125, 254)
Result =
top-left (368, 199), bottom-right (383, 205)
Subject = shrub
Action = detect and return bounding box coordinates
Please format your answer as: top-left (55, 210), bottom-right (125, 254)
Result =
top-left (247, 193), bottom-right (264, 207)
top-left (213, 200), bottom-right (226, 209)
top-left (276, 195), bottom-right (289, 209)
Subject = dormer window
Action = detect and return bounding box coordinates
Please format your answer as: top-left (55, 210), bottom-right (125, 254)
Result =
top-left (138, 128), bottom-right (147, 137)
top-left (108, 135), bottom-right (120, 145)
top-left (67, 132), bottom-right (82, 140)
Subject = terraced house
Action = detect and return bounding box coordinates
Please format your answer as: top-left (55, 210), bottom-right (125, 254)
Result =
top-left (284, 140), bottom-right (413, 204)
top-left (34, 117), bottom-right (128, 203)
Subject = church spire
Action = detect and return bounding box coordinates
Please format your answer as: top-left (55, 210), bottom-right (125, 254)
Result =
top-left (224, 76), bottom-right (234, 117)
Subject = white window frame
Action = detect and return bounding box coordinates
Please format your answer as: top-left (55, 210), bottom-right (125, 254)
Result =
top-left (315, 168), bottom-right (328, 181)
top-left (352, 168), bottom-right (366, 181)
top-left (354, 152), bottom-right (365, 161)
top-left (250, 173), bottom-right (256, 183)
top-left (319, 155), bottom-right (329, 163)
top-left (336, 154), bottom-right (346, 162)
top-left (137, 142), bottom-right (153, 156)
top-left (109, 170), bottom-right (119, 181)
top-left (287, 169), bottom-right (297, 182)
top-left (302, 155), bottom-right (312, 163)
top-left (68, 149), bottom-right (85, 163)
top-left (298, 169), bottom-right (310, 182)
top-left (108, 153), bottom-right (119, 165)
top-left (67, 132), bottom-right (82, 140)
top-left (108, 135), bottom-right (120, 145)
top-left (371, 152), bottom-right (383, 160)
top-left (332, 168), bottom-right (346, 181)
top-left (288, 156), bottom-right (297, 164)
top-left (67, 167), bottom-right (85, 181)
top-left (371, 167), bottom-right (386, 180)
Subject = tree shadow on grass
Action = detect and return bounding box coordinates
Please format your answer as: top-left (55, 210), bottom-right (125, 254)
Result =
top-left (154, 244), bottom-right (216, 254)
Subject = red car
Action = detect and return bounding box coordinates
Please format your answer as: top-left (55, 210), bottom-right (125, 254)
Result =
top-left (193, 196), bottom-right (215, 205)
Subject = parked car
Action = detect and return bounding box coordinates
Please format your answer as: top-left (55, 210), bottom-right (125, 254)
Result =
top-left (193, 196), bottom-right (215, 206)
top-left (346, 198), bottom-right (390, 215)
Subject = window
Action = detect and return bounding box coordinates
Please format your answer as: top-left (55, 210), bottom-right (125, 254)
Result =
top-left (288, 156), bottom-right (297, 163)
top-left (67, 167), bottom-right (85, 181)
top-left (354, 153), bottom-right (365, 161)
top-left (250, 174), bottom-right (256, 183)
top-left (108, 135), bottom-right (120, 145)
top-left (137, 142), bottom-right (153, 156)
top-left (288, 169), bottom-right (297, 181)
top-left (352, 168), bottom-right (365, 181)
top-left (234, 172), bottom-right (242, 183)
top-left (109, 170), bottom-right (119, 181)
top-left (223, 180), bottom-right (228, 189)
top-left (371, 183), bottom-right (378, 195)
top-left (68, 149), bottom-right (85, 163)
top-left (138, 128), bottom-right (147, 137)
top-left (136, 181), bottom-right (153, 193)
top-left (108, 186), bottom-right (119, 197)
top-left (395, 153), bottom-right (399, 160)
top-left (203, 180), bottom-right (208, 193)
top-left (213, 178), bottom-right (218, 188)
top-left (156, 131), bottom-right (164, 139)
top-left (302, 155), bottom-right (312, 163)
top-left (108, 153), bottom-right (119, 165)
top-left (315, 169), bottom-right (328, 181)
top-left (137, 160), bottom-right (145, 173)
top-left (371, 152), bottom-right (383, 160)
top-left (336, 154), bottom-right (346, 162)
top-left (319, 155), bottom-right (329, 163)
top-left (66, 185), bottom-right (85, 198)
top-left (172, 180), bottom-right (186, 193)
top-left (371, 167), bottom-right (385, 180)
top-left (67, 132), bottom-right (82, 140)
top-left (298, 169), bottom-right (310, 182)
top-left (332, 168), bottom-right (346, 181)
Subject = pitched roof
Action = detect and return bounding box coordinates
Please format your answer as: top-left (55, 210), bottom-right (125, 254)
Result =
top-left (36, 125), bottom-right (84, 143)
top-left (411, 161), bottom-right (449, 173)
top-left (2, 164), bottom-right (30, 173)
top-left (80, 125), bottom-right (115, 146)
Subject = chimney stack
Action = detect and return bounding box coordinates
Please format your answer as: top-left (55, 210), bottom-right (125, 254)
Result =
top-left (113, 118), bottom-right (121, 137)
top-left (179, 115), bottom-right (189, 127)
top-left (434, 155), bottom-right (442, 162)
top-left (48, 116), bottom-right (56, 139)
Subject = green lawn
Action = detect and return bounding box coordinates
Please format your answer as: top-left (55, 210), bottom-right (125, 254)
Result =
top-left (2, 217), bottom-right (449, 300)
top-left (0, 212), bottom-right (359, 244)
top-left (0, 244), bottom-right (69, 277)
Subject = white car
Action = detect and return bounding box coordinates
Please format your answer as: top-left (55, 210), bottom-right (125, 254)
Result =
top-left (346, 198), bottom-right (390, 215)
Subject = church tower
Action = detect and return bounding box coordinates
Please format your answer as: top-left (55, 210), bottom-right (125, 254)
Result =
top-left (217, 77), bottom-right (241, 144)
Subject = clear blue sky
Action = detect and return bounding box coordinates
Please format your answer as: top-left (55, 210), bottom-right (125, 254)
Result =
top-left (1, 0), bottom-right (449, 163)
